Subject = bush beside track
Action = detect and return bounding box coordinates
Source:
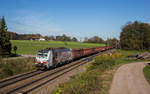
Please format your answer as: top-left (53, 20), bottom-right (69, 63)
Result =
top-left (52, 50), bottom-right (146, 94)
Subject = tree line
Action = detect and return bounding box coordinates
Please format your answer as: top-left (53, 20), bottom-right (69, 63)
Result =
top-left (8, 31), bottom-right (78, 42)
top-left (84, 36), bottom-right (119, 46)
top-left (9, 30), bottom-right (119, 45)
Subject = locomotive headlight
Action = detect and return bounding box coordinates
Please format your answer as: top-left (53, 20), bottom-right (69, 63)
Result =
top-left (36, 61), bottom-right (41, 63)
top-left (43, 62), bottom-right (47, 64)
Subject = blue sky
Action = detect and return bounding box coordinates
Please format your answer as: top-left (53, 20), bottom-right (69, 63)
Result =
top-left (0, 0), bottom-right (150, 40)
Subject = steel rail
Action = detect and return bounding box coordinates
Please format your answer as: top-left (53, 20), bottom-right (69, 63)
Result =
top-left (0, 70), bottom-right (45, 88)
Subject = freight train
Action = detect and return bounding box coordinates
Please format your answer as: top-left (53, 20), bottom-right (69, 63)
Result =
top-left (35, 46), bottom-right (114, 70)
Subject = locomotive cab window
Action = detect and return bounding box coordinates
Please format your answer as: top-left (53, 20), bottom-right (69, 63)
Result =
top-left (37, 53), bottom-right (48, 59)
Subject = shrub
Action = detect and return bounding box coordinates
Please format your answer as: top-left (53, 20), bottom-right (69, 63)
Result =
top-left (88, 52), bottom-right (121, 71)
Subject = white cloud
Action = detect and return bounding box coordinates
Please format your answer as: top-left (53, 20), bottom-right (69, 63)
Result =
top-left (7, 13), bottom-right (62, 35)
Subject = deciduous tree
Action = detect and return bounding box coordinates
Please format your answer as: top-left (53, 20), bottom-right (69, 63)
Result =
top-left (120, 21), bottom-right (150, 50)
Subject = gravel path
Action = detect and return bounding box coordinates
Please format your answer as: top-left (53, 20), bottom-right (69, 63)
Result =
top-left (109, 62), bottom-right (150, 94)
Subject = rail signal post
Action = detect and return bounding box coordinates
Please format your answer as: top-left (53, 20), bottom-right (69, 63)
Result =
top-left (14, 46), bottom-right (17, 56)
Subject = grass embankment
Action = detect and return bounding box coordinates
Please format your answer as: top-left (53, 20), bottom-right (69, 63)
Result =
top-left (0, 57), bottom-right (36, 79)
top-left (11, 40), bottom-right (105, 55)
top-left (52, 50), bottom-right (146, 94)
top-left (143, 65), bottom-right (150, 84)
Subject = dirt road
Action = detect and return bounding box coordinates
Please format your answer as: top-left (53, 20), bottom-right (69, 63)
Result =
top-left (109, 62), bottom-right (150, 94)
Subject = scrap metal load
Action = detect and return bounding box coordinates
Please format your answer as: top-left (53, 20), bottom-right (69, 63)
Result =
top-left (35, 46), bottom-right (114, 70)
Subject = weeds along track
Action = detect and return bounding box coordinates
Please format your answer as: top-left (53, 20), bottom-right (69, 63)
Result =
top-left (0, 51), bottom-right (108, 94)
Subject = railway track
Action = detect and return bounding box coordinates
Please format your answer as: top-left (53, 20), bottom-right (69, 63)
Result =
top-left (0, 70), bottom-right (45, 88)
top-left (0, 50), bottom-right (110, 94)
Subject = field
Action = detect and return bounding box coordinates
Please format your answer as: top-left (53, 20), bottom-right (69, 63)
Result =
top-left (11, 40), bottom-right (105, 55)
top-left (143, 65), bottom-right (150, 84)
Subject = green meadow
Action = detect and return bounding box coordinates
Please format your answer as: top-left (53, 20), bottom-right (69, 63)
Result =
top-left (143, 65), bottom-right (150, 84)
top-left (11, 40), bottom-right (105, 55)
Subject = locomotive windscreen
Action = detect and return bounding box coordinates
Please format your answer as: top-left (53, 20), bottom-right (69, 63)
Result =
top-left (37, 49), bottom-right (50, 59)
top-left (37, 52), bottom-right (48, 58)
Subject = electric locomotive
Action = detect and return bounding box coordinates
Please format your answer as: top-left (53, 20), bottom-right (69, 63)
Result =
top-left (35, 47), bottom-right (72, 70)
